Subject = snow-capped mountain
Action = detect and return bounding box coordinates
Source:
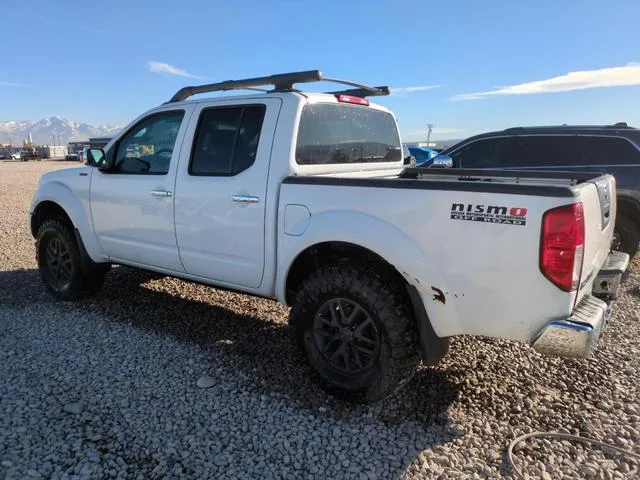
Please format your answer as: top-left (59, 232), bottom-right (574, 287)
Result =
top-left (0, 116), bottom-right (122, 145)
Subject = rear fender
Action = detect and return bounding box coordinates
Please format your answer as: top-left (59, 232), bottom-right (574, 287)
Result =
top-left (277, 210), bottom-right (451, 337)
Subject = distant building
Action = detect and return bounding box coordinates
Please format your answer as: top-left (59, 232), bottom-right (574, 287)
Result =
top-left (89, 137), bottom-right (112, 149)
top-left (68, 141), bottom-right (90, 154)
top-left (406, 141), bottom-right (438, 148)
top-left (44, 145), bottom-right (68, 159)
top-left (0, 144), bottom-right (17, 157)
top-left (68, 137), bottom-right (111, 153)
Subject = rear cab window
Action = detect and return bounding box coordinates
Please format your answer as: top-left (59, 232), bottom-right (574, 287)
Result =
top-left (295, 103), bottom-right (402, 166)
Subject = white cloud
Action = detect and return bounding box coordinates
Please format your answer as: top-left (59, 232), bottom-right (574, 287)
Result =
top-left (147, 61), bottom-right (202, 79)
top-left (452, 63), bottom-right (640, 101)
top-left (390, 85), bottom-right (441, 96)
top-left (0, 80), bottom-right (33, 88)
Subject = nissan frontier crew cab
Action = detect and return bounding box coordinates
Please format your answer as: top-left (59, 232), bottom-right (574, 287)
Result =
top-left (30, 70), bottom-right (629, 403)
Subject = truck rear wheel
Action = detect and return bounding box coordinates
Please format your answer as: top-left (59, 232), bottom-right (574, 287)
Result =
top-left (613, 213), bottom-right (639, 258)
top-left (36, 219), bottom-right (105, 300)
top-left (289, 264), bottom-right (420, 403)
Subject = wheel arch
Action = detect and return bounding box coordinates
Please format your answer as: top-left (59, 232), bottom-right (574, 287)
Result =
top-left (279, 208), bottom-right (449, 366)
top-left (31, 200), bottom-right (74, 238)
top-left (278, 211), bottom-right (435, 304)
top-left (30, 181), bottom-right (107, 265)
top-left (616, 194), bottom-right (640, 223)
top-left (284, 241), bottom-right (406, 305)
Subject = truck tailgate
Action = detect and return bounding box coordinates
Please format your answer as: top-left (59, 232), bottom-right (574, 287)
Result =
top-left (576, 175), bottom-right (616, 303)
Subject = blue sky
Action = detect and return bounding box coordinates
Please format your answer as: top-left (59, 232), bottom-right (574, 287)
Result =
top-left (2, 0), bottom-right (640, 141)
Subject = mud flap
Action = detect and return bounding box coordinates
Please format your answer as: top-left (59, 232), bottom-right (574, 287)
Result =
top-left (406, 284), bottom-right (450, 366)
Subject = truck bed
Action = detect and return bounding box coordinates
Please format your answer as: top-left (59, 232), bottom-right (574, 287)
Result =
top-left (279, 168), bottom-right (616, 344)
top-left (284, 167), bottom-right (605, 197)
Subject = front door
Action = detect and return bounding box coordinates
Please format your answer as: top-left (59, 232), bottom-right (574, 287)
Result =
top-left (174, 98), bottom-right (281, 288)
top-left (90, 106), bottom-right (193, 271)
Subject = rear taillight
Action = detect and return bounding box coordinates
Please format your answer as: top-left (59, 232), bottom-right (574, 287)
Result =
top-left (336, 94), bottom-right (369, 106)
top-left (540, 202), bottom-right (585, 292)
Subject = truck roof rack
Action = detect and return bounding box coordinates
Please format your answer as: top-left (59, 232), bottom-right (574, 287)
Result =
top-left (168, 70), bottom-right (390, 103)
top-left (324, 86), bottom-right (391, 97)
top-left (504, 122), bottom-right (634, 131)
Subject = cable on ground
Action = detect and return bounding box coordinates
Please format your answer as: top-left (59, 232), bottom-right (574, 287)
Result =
top-left (506, 431), bottom-right (640, 479)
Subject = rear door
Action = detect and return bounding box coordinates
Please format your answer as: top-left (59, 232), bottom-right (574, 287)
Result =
top-left (173, 98), bottom-right (281, 288)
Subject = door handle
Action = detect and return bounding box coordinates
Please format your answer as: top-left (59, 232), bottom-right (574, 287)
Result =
top-left (231, 194), bottom-right (259, 204)
top-left (150, 190), bottom-right (172, 197)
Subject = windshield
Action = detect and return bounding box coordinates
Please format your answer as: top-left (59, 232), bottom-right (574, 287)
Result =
top-left (295, 103), bottom-right (402, 165)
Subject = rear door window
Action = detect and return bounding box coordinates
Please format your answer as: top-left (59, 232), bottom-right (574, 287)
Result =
top-left (509, 136), bottom-right (579, 167)
top-left (295, 103), bottom-right (401, 165)
top-left (189, 105), bottom-right (266, 176)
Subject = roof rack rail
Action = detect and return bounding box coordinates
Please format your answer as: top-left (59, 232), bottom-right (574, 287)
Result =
top-left (504, 122), bottom-right (634, 131)
top-left (324, 86), bottom-right (390, 97)
top-left (168, 69), bottom-right (390, 103)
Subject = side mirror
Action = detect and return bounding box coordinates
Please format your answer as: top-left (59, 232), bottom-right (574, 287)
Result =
top-left (428, 154), bottom-right (453, 168)
top-left (86, 148), bottom-right (109, 170)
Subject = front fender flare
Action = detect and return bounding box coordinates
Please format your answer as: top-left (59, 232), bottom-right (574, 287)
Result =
top-left (30, 181), bottom-right (106, 263)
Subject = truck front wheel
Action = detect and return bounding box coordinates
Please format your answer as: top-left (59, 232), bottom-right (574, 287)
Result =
top-left (289, 264), bottom-right (420, 403)
top-left (36, 219), bottom-right (105, 300)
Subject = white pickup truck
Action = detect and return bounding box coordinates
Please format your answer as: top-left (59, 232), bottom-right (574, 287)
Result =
top-left (30, 70), bottom-right (629, 403)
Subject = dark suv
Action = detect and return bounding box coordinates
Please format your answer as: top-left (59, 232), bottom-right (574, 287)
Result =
top-left (440, 123), bottom-right (640, 257)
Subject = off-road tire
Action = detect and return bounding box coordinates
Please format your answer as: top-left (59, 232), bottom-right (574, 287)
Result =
top-left (36, 219), bottom-right (105, 300)
top-left (614, 213), bottom-right (639, 258)
top-left (289, 263), bottom-right (421, 403)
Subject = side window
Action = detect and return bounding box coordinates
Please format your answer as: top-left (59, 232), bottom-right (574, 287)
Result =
top-left (510, 136), bottom-right (567, 167)
top-left (190, 105), bottom-right (266, 176)
top-left (579, 136), bottom-right (640, 166)
top-left (451, 138), bottom-right (513, 168)
top-left (114, 111), bottom-right (184, 174)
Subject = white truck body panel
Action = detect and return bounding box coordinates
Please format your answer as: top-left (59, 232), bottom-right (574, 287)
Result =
top-left (277, 177), bottom-right (615, 343)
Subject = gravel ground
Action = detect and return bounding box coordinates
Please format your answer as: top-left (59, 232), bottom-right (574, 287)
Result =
top-left (1, 160), bottom-right (639, 479)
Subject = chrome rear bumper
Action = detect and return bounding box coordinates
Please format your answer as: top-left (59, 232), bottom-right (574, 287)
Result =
top-left (532, 251), bottom-right (629, 359)
top-left (532, 295), bottom-right (610, 358)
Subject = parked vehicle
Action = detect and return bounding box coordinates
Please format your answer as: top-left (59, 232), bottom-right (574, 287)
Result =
top-left (10, 152), bottom-right (21, 160)
top-left (20, 147), bottom-right (42, 161)
top-left (65, 153), bottom-right (79, 161)
top-left (439, 124), bottom-right (640, 257)
top-left (30, 70), bottom-right (628, 403)
top-left (402, 144), bottom-right (416, 165)
top-left (408, 146), bottom-right (439, 164)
